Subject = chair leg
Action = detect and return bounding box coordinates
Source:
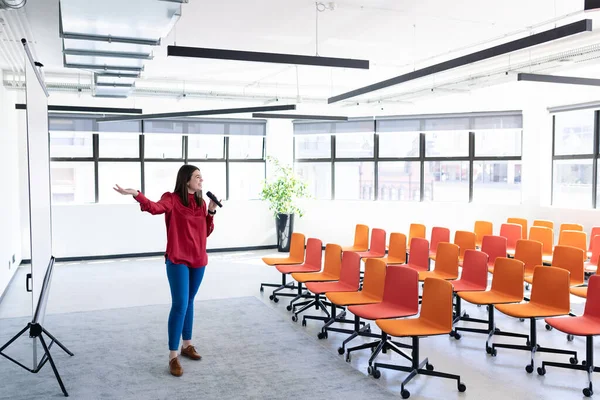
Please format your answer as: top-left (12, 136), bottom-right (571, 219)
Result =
top-left (291, 294), bottom-right (330, 323)
top-left (260, 273), bottom-right (300, 302)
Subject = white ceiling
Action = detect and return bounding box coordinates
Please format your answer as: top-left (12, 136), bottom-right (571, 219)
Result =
top-left (1, 0), bottom-right (599, 105)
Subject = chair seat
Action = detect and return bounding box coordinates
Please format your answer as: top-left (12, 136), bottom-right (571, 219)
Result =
top-left (487, 264), bottom-right (495, 274)
top-left (326, 291), bottom-right (381, 306)
top-left (418, 270), bottom-right (457, 281)
top-left (376, 318), bottom-right (449, 337)
top-left (524, 273), bottom-right (534, 285)
top-left (451, 280), bottom-right (486, 293)
top-left (570, 286), bottom-right (588, 299)
top-left (357, 251), bottom-right (385, 259)
top-left (585, 262), bottom-right (598, 273)
top-left (342, 245), bottom-right (368, 252)
top-left (305, 281), bottom-right (357, 295)
top-left (291, 272), bottom-right (338, 283)
top-left (496, 302), bottom-right (569, 319)
top-left (348, 302), bottom-right (418, 320)
top-left (429, 251), bottom-right (437, 260)
top-left (405, 262), bottom-right (428, 272)
top-left (276, 264), bottom-right (320, 274)
top-left (545, 315), bottom-right (600, 337)
top-left (262, 256), bottom-right (303, 266)
top-left (458, 290), bottom-right (521, 305)
top-left (376, 256), bottom-right (405, 265)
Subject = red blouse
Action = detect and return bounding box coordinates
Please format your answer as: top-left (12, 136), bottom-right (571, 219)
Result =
top-left (134, 191), bottom-right (214, 268)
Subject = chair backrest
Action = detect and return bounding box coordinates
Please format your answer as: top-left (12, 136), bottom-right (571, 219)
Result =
top-left (382, 266), bottom-right (419, 314)
top-left (589, 227), bottom-right (600, 252)
top-left (480, 235), bottom-right (507, 266)
top-left (353, 224), bottom-right (370, 250)
top-left (583, 275), bottom-right (600, 319)
top-left (560, 223), bottom-right (583, 233)
top-left (454, 230), bottom-right (476, 258)
top-left (558, 230), bottom-right (587, 258)
top-left (474, 220), bottom-right (493, 247)
top-left (338, 251), bottom-right (361, 289)
top-left (290, 233), bottom-right (306, 261)
top-left (529, 266), bottom-right (570, 313)
top-left (430, 227), bottom-right (450, 252)
top-left (507, 218), bottom-right (528, 239)
top-left (588, 235), bottom-right (600, 267)
top-left (420, 278), bottom-right (453, 333)
top-left (305, 238), bottom-right (323, 268)
top-left (528, 226), bottom-right (554, 256)
top-left (513, 239), bottom-right (543, 275)
top-left (408, 223), bottom-right (426, 244)
top-left (551, 245), bottom-right (585, 286)
top-left (322, 243), bottom-right (343, 277)
top-left (388, 232), bottom-right (407, 263)
top-left (433, 242), bottom-right (459, 276)
top-left (407, 237), bottom-right (430, 270)
top-left (458, 249), bottom-right (489, 288)
top-left (362, 258), bottom-right (387, 301)
top-left (490, 257), bottom-right (525, 299)
top-left (499, 223), bottom-right (522, 249)
top-left (370, 228), bottom-right (387, 254)
top-left (533, 219), bottom-right (554, 230)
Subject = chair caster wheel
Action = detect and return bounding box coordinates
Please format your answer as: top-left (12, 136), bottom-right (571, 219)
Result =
top-left (567, 334), bottom-right (574, 342)
top-left (458, 383), bottom-right (466, 392)
top-left (526, 364), bottom-right (534, 373)
top-left (317, 331), bottom-right (327, 339)
top-left (426, 363), bottom-right (434, 371)
top-left (338, 347), bottom-right (344, 355)
top-left (519, 318), bottom-right (525, 322)
top-left (545, 324), bottom-right (552, 331)
top-left (454, 333), bottom-right (461, 340)
top-left (583, 387), bottom-right (593, 397)
top-left (372, 369), bottom-right (381, 379)
top-left (269, 295), bottom-right (274, 300)
top-left (570, 357), bottom-right (578, 365)
top-left (302, 319), bottom-right (306, 327)
top-left (273, 297), bottom-right (279, 303)
top-left (291, 315), bottom-right (297, 322)
top-left (491, 348), bottom-right (497, 357)
top-left (583, 360), bottom-right (588, 366)
top-left (345, 354), bottom-right (351, 363)
top-left (401, 389), bottom-right (410, 399)
top-left (260, 286), bottom-right (264, 292)
top-left (463, 313), bottom-right (470, 318)
top-left (449, 331), bottom-right (455, 337)
top-left (537, 367), bottom-right (546, 375)
top-left (286, 305), bottom-right (292, 311)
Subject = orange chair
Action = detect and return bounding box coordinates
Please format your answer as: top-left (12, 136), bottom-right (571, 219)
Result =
top-left (585, 235), bottom-right (600, 274)
top-left (541, 275), bottom-right (600, 397)
top-left (407, 223), bottom-right (426, 252)
top-left (302, 251), bottom-right (362, 333)
top-left (587, 227), bottom-right (600, 259)
top-left (481, 235), bottom-right (507, 273)
top-left (500, 223), bottom-right (522, 257)
top-left (454, 230), bottom-right (476, 263)
top-left (529, 226), bottom-right (554, 264)
top-left (534, 219), bottom-right (554, 230)
top-left (450, 249), bottom-right (489, 329)
top-left (428, 227), bottom-right (450, 260)
top-left (493, 267), bottom-right (578, 373)
top-left (454, 258), bottom-right (526, 351)
top-left (513, 239), bottom-right (543, 285)
top-left (405, 238), bottom-right (430, 272)
top-left (559, 230), bottom-right (588, 261)
top-left (474, 220), bottom-right (493, 248)
top-left (357, 228), bottom-right (386, 260)
top-left (376, 232), bottom-right (406, 265)
top-left (560, 223), bottom-right (584, 233)
top-left (508, 217), bottom-right (528, 239)
top-left (271, 237), bottom-right (322, 302)
top-left (342, 224), bottom-right (369, 252)
top-left (260, 232), bottom-right (305, 294)
top-left (551, 245), bottom-right (586, 288)
top-left (325, 258), bottom-right (387, 354)
top-left (419, 242), bottom-right (459, 281)
top-left (345, 266), bottom-right (419, 364)
top-left (372, 278), bottom-right (467, 398)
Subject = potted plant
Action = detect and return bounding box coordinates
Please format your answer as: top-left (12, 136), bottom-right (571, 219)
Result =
top-left (260, 156), bottom-right (310, 252)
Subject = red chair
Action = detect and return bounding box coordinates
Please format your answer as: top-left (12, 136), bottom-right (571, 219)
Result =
top-left (480, 235), bottom-right (507, 273)
top-left (357, 228), bottom-right (386, 259)
top-left (405, 238), bottom-right (430, 272)
top-left (542, 275), bottom-right (600, 397)
top-left (428, 227), bottom-right (450, 260)
top-left (500, 223), bottom-right (523, 257)
top-left (585, 235), bottom-right (600, 274)
top-left (271, 238), bottom-right (322, 302)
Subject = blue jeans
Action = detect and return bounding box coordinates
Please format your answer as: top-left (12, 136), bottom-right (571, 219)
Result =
top-left (166, 260), bottom-right (206, 351)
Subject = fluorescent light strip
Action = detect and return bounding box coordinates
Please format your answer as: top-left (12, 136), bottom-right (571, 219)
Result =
top-left (252, 113), bottom-right (348, 121)
top-left (63, 49), bottom-right (153, 60)
top-left (517, 72), bottom-right (600, 86)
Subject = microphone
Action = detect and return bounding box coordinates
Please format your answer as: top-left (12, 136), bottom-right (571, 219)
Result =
top-left (206, 191), bottom-right (223, 208)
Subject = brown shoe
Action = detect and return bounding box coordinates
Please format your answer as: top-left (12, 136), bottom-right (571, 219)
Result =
top-left (181, 345), bottom-right (202, 360)
top-left (169, 357), bottom-right (183, 377)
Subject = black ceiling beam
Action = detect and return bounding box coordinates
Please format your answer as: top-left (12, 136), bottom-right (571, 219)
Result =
top-left (97, 104), bottom-right (297, 123)
top-left (15, 104), bottom-right (143, 114)
top-left (517, 72), bottom-right (600, 86)
top-left (252, 113), bottom-right (348, 121)
top-left (328, 19), bottom-right (593, 104)
top-left (167, 45), bottom-right (369, 69)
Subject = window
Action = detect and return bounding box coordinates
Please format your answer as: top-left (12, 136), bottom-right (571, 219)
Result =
top-left (197, 162), bottom-right (227, 202)
top-left (335, 133), bottom-right (374, 158)
top-left (228, 162), bottom-right (265, 200)
top-left (188, 135), bottom-right (224, 159)
top-left (423, 161), bottom-right (470, 202)
top-left (98, 162), bottom-right (141, 204)
top-left (554, 110), bottom-right (594, 156)
top-left (145, 134), bottom-right (183, 159)
top-left (472, 161), bottom-right (521, 204)
top-left (99, 132), bottom-right (139, 158)
top-left (295, 162), bottom-right (331, 200)
top-left (50, 132), bottom-right (93, 158)
top-left (144, 162), bottom-right (183, 201)
top-left (294, 135), bottom-right (331, 159)
top-left (378, 132), bottom-right (420, 158)
top-left (378, 161), bottom-right (420, 201)
top-left (50, 162), bottom-right (95, 204)
top-left (228, 136), bottom-right (264, 159)
top-left (425, 131), bottom-right (469, 157)
top-left (475, 130), bottom-right (522, 157)
top-left (335, 162), bottom-right (375, 200)
top-left (553, 160), bottom-right (593, 208)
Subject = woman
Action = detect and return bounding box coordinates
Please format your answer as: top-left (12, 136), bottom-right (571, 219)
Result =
top-left (113, 164), bottom-right (220, 377)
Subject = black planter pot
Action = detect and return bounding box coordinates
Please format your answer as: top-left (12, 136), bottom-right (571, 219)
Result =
top-left (276, 213), bottom-right (295, 252)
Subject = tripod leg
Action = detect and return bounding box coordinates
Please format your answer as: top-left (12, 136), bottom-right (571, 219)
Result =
top-left (38, 334), bottom-right (69, 397)
top-left (0, 324), bottom-right (30, 352)
top-left (41, 328), bottom-right (74, 356)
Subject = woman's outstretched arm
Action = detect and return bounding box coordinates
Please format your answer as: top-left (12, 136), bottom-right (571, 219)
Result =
top-left (113, 184), bottom-right (173, 215)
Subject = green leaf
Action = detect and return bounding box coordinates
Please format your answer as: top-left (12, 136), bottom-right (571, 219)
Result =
top-left (260, 156), bottom-right (311, 218)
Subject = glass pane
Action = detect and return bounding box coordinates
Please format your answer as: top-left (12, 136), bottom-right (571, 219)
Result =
top-left (228, 162), bottom-right (265, 200)
top-left (196, 162), bottom-right (226, 203)
top-left (188, 135), bottom-right (224, 159)
top-left (554, 110), bottom-right (595, 156)
top-left (552, 160), bottom-right (593, 208)
top-left (294, 162), bottom-right (331, 200)
top-left (378, 132), bottom-right (420, 158)
top-left (294, 135), bottom-right (331, 159)
top-left (334, 162), bottom-right (375, 200)
top-left (144, 162), bottom-right (183, 201)
top-left (228, 136), bottom-right (264, 160)
top-left (145, 134), bottom-right (183, 159)
top-left (423, 161), bottom-right (469, 202)
top-left (98, 162), bottom-right (141, 204)
top-left (335, 133), bottom-right (374, 158)
top-left (472, 161), bottom-right (522, 204)
top-left (475, 130), bottom-right (522, 156)
top-left (50, 162), bottom-right (95, 204)
top-left (378, 162), bottom-right (420, 201)
top-left (425, 131), bottom-right (469, 157)
top-left (99, 132), bottom-right (139, 158)
top-left (50, 132), bottom-right (93, 158)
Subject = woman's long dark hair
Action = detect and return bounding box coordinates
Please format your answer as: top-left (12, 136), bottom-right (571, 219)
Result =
top-left (174, 164), bottom-right (203, 207)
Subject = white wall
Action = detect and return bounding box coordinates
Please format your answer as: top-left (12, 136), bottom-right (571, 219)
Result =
top-left (0, 72), bottom-right (22, 297)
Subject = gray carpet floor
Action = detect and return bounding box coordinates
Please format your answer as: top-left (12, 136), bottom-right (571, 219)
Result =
top-left (0, 296), bottom-right (399, 400)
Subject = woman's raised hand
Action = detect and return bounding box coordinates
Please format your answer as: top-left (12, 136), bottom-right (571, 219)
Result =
top-left (113, 184), bottom-right (139, 197)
